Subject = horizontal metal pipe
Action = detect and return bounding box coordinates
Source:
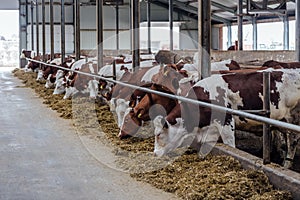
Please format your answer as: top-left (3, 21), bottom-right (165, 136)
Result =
top-left (26, 58), bottom-right (300, 134)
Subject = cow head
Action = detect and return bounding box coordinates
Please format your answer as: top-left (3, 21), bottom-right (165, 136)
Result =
top-left (55, 70), bottom-right (65, 84)
top-left (53, 77), bottom-right (66, 95)
top-left (153, 116), bottom-right (195, 157)
top-left (119, 84), bottom-right (178, 139)
top-left (115, 98), bottom-right (130, 128)
top-left (87, 79), bottom-right (99, 99)
top-left (64, 86), bottom-right (78, 99)
top-left (36, 69), bottom-right (44, 81)
top-left (225, 60), bottom-right (241, 70)
top-left (118, 108), bottom-right (143, 139)
top-left (45, 74), bottom-right (55, 89)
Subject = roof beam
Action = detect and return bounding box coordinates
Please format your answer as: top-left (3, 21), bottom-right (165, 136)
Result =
top-left (211, 1), bottom-right (236, 14)
top-left (152, 0), bottom-right (231, 24)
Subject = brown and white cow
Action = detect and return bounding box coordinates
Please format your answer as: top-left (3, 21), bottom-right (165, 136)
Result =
top-left (63, 60), bottom-right (99, 99)
top-left (262, 60), bottom-right (300, 69)
top-left (110, 66), bottom-right (161, 128)
top-left (153, 68), bottom-right (300, 169)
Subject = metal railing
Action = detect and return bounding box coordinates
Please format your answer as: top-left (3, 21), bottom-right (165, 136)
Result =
top-left (26, 57), bottom-right (300, 164)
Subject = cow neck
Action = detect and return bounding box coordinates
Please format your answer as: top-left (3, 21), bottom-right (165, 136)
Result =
top-left (146, 91), bottom-right (154, 105)
top-left (148, 83), bottom-right (178, 108)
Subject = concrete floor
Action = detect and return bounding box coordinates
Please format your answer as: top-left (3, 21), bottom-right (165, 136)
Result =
top-left (0, 67), bottom-right (179, 200)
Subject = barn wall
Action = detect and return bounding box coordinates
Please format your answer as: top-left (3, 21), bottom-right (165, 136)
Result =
top-left (26, 2), bottom-right (74, 54)
top-left (172, 50), bottom-right (297, 63)
top-left (24, 1), bottom-right (221, 54)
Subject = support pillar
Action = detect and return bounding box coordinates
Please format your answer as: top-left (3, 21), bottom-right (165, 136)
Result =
top-left (227, 23), bottom-right (232, 49)
top-left (36, 0), bottom-right (39, 56)
top-left (42, 0), bottom-right (46, 60)
top-left (97, 0), bottom-right (104, 71)
top-left (201, 0), bottom-right (211, 78)
top-left (147, 0), bottom-right (151, 54)
top-left (252, 16), bottom-right (257, 50)
top-left (283, 14), bottom-right (289, 50)
top-left (50, 0), bottom-right (54, 59)
top-left (169, 0), bottom-right (173, 51)
top-left (31, 1), bottom-right (34, 52)
top-left (116, 0), bottom-right (119, 51)
top-left (131, 0), bottom-right (140, 71)
top-left (297, 0), bottom-right (300, 61)
top-left (61, 0), bottom-right (66, 63)
top-left (75, 0), bottom-right (80, 61)
top-left (237, 0), bottom-right (243, 50)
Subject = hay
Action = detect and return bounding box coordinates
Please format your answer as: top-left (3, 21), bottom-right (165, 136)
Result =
top-left (13, 68), bottom-right (293, 200)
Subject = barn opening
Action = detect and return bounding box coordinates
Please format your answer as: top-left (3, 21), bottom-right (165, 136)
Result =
top-left (0, 10), bottom-right (19, 67)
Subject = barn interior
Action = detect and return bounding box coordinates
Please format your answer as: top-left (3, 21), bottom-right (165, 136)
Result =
top-left (1, 0), bottom-right (300, 199)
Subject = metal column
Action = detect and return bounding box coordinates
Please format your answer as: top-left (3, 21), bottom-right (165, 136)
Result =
top-left (42, 0), bottom-right (46, 60)
top-left (50, 0), bottom-right (54, 59)
top-left (197, 0), bottom-right (202, 79)
top-left (147, 0), bottom-right (151, 54)
top-left (19, 0), bottom-right (28, 56)
top-left (131, 0), bottom-right (140, 71)
top-left (31, 1), bottom-right (34, 52)
top-left (252, 16), bottom-right (257, 50)
top-left (201, 0), bottom-right (211, 78)
top-left (237, 0), bottom-right (243, 50)
top-left (263, 72), bottom-right (271, 165)
top-left (97, 0), bottom-right (104, 72)
top-left (61, 0), bottom-right (66, 64)
top-left (75, 0), bottom-right (80, 61)
top-left (36, 0), bottom-right (39, 56)
top-left (283, 14), bottom-right (289, 50)
top-left (227, 23), bottom-right (232, 49)
top-left (116, 0), bottom-right (119, 50)
top-left (297, 0), bottom-right (300, 61)
top-left (169, 0), bottom-right (173, 51)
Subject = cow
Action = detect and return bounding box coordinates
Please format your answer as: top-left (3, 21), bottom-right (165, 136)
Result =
top-left (36, 57), bottom-right (62, 82)
top-left (59, 57), bottom-right (98, 98)
top-left (118, 64), bottom-right (196, 138)
top-left (63, 61), bottom-right (99, 99)
top-left (118, 83), bottom-right (178, 138)
top-left (153, 68), bottom-right (300, 169)
top-left (28, 53), bottom-right (62, 73)
top-left (108, 66), bottom-right (160, 128)
top-left (262, 60), bottom-right (300, 69)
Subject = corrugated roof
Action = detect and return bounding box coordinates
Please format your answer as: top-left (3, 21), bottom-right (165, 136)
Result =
top-left (152, 0), bottom-right (296, 25)
top-left (1, 0), bottom-right (296, 24)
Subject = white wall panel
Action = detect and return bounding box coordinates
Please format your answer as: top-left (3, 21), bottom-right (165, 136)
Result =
top-left (80, 30), bottom-right (131, 50)
top-left (27, 25), bottom-right (74, 54)
top-left (180, 30), bottom-right (198, 50)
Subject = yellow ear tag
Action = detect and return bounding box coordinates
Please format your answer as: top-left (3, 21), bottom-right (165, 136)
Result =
top-left (138, 113), bottom-right (142, 118)
top-left (100, 85), bottom-right (103, 89)
top-left (164, 71), bottom-right (168, 76)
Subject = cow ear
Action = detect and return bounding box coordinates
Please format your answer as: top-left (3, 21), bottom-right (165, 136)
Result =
top-left (137, 110), bottom-right (144, 118)
top-left (161, 118), bottom-right (169, 129)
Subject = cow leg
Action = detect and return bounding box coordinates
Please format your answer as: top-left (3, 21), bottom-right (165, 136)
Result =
top-left (271, 129), bottom-right (286, 165)
top-left (197, 123), bottom-right (222, 158)
top-left (219, 120), bottom-right (235, 148)
top-left (283, 131), bottom-right (300, 169)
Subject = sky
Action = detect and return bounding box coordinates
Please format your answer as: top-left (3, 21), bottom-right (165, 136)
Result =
top-left (0, 10), bottom-right (19, 39)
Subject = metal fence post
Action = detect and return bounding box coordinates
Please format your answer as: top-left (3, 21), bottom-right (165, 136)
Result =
top-left (263, 71), bottom-right (271, 164)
